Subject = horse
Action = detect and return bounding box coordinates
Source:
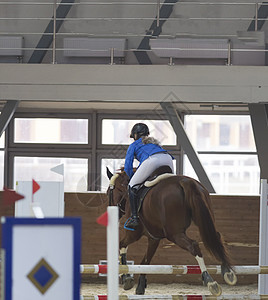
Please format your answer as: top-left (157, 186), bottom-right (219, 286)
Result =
top-left (106, 166), bottom-right (237, 296)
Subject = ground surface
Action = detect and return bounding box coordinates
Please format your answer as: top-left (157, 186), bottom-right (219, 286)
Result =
top-left (81, 282), bottom-right (258, 296)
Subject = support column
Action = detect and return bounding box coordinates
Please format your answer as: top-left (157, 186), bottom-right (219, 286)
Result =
top-left (0, 100), bottom-right (19, 137)
top-left (161, 102), bottom-right (215, 193)
top-left (248, 103), bottom-right (268, 179)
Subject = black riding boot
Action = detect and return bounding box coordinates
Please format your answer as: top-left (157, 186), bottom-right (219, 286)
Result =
top-left (125, 187), bottom-right (139, 230)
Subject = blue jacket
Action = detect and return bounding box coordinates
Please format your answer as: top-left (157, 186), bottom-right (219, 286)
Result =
top-left (124, 138), bottom-right (167, 179)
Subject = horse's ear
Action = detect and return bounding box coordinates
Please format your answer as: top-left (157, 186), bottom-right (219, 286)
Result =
top-left (106, 167), bottom-right (113, 180)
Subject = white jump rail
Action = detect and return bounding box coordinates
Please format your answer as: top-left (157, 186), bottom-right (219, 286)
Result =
top-left (80, 264), bottom-right (268, 275)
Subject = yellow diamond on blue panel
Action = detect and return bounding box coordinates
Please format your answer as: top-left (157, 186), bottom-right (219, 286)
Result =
top-left (27, 258), bottom-right (59, 294)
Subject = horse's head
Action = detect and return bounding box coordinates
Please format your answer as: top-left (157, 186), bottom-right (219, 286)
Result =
top-left (106, 167), bottom-right (129, 219)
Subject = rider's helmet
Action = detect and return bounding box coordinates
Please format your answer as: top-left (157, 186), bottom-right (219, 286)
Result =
top-left (130, 123), bottom-right (149, 140)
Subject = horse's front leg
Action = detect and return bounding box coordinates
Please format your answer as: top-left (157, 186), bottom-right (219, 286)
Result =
top-left (136, 237), bottom-right (160, 295)
top-left (119, 229), bottom-right (143, 291)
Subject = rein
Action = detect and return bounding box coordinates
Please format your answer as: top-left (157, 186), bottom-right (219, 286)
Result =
top-left (108, 187), bottom-right (114, 206)
top-left (108, 170), bottom-right (162, 240)
top-left (109, 174), bottom-right (127, 216)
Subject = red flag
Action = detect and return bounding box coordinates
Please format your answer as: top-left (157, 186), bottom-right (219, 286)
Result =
top-left (96, 211), bottom-right (108, 227)
top-left (3, 187), bottom-right (25, 206)
top-left (32, 179), bottom-right (40, 194)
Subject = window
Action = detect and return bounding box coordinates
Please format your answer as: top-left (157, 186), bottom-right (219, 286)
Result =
top-left (185, 115), bottom-right (256, 151)
top-left (14, 157), bottom-right (88, 192)
top-left (184, 115), bottom-right (259, 194)
top-left (0, 132), bottom-right (4, 148)
top-left (3, 111), bottom-right (257, 195)
top-left (184, 154), bottom-right (259, 194)
top-left (102, 119), bottom-right (176, 145)
top-left (14, 118), bottom-right (88, 144)
top-left (101, 158), bottom-right (139, 192)
top-left (100, 117), bottom-right (179, 192)
top-left (101, 157), bottom-right (177, 192)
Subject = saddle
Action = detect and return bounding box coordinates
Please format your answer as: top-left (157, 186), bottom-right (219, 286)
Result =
top-left (135, 165), bottom-right (173, 211)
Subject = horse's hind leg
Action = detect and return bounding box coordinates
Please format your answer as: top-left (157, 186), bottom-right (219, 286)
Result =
top-left (172, 232), bottom-right (222, 296)
top-left (136, 238), bottom-right (160, 295)
top-left (221, 263), bottom-right (237, 286)
top-left (215, 233), bottom-right (237, 286)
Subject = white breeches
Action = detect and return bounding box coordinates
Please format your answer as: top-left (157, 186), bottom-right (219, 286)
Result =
top-left (129, 153), bottom-right (174, 188)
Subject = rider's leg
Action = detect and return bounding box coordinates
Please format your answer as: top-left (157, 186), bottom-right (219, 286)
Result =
top-left (125, 186), bottom-right (139, 229)
top-left (125, 153), bottom-right (174, 230)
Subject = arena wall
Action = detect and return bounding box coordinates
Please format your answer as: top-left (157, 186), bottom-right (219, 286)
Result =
top-left (0, 192), bottom-right (259, 285)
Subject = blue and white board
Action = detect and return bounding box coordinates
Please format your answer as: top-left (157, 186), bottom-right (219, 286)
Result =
top-left (1, 218), bottom-right (81, 300)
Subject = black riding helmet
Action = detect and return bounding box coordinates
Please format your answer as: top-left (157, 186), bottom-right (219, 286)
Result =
top-left (130, 123), bottom-right (149, 140)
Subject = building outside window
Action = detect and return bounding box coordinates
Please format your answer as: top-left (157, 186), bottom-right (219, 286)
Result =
top-left (184, 115), bottom-right (259, 194)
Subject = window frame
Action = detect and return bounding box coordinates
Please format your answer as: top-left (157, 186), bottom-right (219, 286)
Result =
top-left (9, 112), bottom-right (92, 149)
top-left (2, 109), bottom-right (259, 195)
top-left (182, 112), bottom-right (259, 194)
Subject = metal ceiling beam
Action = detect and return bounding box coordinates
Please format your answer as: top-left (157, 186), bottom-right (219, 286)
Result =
top-left (248, 4), bottom-right (268, 31)
top-left (134, 0), bottom-right (178, 65)
top-left (161, 102), bottom-right (215, 193)
top-left (28, 0), bottom-right (75, 63)
top-left (0, 100), bottom-right (19, 137)
top-left (247, 4), bottom-right (268, 64)
top-left (248, 103), bottom-right (268, 179)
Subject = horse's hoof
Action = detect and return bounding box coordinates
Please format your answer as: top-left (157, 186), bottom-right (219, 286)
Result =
top-left (135, 287), bottom-right (145, 295)
top-left (224, 271), bottom-right (237, 286)
top-left (123, 276), bottom-right (135, 290)
top-left (136, 276), bottom-right (147, 295)
top-left (207, 281), bottom-right (222, 296)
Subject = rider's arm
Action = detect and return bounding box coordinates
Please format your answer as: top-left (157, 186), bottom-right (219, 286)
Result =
top-left (124, 143), bottom-right (135, 179)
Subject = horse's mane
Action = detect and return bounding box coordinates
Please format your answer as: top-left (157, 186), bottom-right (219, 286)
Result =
top-left (117, 166), bottom-right (136, 175)
top-left (116, 166), bottom-right (125, 173)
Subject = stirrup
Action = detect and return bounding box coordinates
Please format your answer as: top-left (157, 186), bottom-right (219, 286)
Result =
top-left (124, 217), bottom-right (139, 231)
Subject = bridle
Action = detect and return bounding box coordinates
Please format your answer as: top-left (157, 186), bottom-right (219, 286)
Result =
top-left (108, 174), bottom-right (128, 217)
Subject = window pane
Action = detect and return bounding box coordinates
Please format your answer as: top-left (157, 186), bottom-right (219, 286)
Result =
top-left (0, 151), bottom-right (4, 188)
top-left (184, 154), bottom-right (260, 194)
top-left (101, 158), bottom-right (139, 192)
top-left (101, 158), bottom-right (176, 193)
top-left (185, 115), bottom-right (256, 151)
top-left (14, 157), bottom-right (88, 192)
top-left (14, 118), bottom-right (88, 144)
top-left (0, 132), bottom-right (4, 148)
top-left (102, 119), bottom-right (176, 145)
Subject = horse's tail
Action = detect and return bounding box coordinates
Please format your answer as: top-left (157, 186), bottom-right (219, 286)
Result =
top-left (179, 177), bottom-right (231, 268)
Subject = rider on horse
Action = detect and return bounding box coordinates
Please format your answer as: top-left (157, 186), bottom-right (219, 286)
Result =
top-left (124, 123), bottom-right (174, 230)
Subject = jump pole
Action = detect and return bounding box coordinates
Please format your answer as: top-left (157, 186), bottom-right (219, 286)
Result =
top-left (80, 264), bottom-right (268, 275)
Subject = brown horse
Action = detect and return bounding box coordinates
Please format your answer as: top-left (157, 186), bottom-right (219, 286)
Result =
top-left (106, 167), bottom-right (237, 296)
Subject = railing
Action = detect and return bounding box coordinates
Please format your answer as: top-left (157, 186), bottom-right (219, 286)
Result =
top-left (0, 1), bottom-right (267, 65)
